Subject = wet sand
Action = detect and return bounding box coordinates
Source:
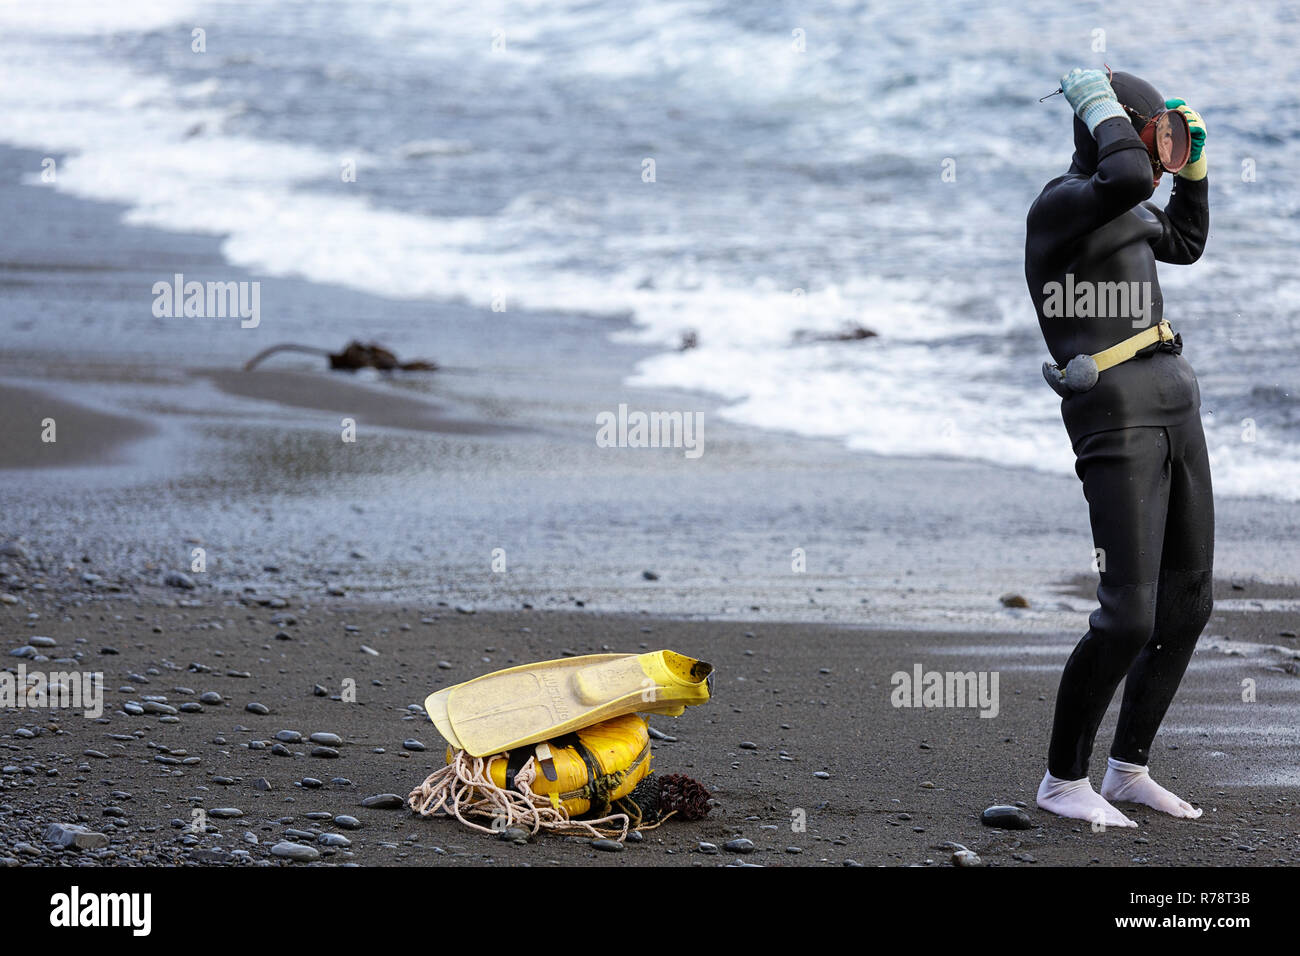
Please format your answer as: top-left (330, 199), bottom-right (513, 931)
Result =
top-left (203, 369), bottom-right (508, 436)
top-left (0, 382), bottom-right (156, 469)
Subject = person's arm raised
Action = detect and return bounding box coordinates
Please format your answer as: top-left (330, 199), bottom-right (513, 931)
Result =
top-left (1029, 69), bottom-right (1154, 245)
top-left (1146, 99), bottom-right (1209, 265)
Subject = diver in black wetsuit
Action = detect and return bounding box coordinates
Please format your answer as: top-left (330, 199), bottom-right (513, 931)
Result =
top-left (1025, 68), bottom-right (1212, 826)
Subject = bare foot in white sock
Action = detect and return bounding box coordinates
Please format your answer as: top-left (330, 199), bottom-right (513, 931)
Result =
top-left (1101, 757), bottom-right (1202, 819)
top-left (1036, 771), bottom-right (1137, 828)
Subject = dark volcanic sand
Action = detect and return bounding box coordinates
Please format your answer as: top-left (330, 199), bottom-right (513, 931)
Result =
top-left (2, 584), bottom-right (1297, 868)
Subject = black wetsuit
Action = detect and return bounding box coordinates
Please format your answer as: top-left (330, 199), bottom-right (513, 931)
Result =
top-left (1025, 77), bottom-right (1214, 781)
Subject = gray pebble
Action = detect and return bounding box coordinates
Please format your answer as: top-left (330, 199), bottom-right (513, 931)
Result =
top-left (164, 571), bottom-right (197, 590)
top-left (334, 815), bottom-right (362, 830)
top-left (199, 692), bottom-right (223, 705)
top-left (309, 732), bottom-right (343, 746)
top-left (311, 747), bottom-right (340, 759)
top-left (319, 833), bottom-right (351, 848)
top-left (246, 702), bottom-right (270, 715)
top-left (270, 841), bottom-right (320, 862)
top-left (275, 730), bottom-right (303, 743)
top-left (723, 838), bottom-right (755, 854)
top-left (1, 540), bottom-right (31, 561)
top-left (209, 808), bottom-right (244, 819)
top-left (591, 838), bottom-right (623, 852)
top-left (402, 740), bottom-right (425, 752)
top-left (360, 794), bottom-right (404, 809)
top-left (980, 805), bottom-right (1033, 830)
top-left (698, 842), bottom-right (719, 855)
top-left (44, 823), bottom-right (109, 850)
top-left (953, 849), bottom-right (983, 867)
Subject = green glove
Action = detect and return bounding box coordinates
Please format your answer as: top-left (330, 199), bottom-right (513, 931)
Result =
top-left (1166, 98), bottom-right (1207, 181)
top-left (1061, 68), bottom-right (1126, 134)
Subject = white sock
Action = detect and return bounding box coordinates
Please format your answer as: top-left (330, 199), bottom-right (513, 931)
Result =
top-left (1101, 757), bottom-right (1202, 819)
top-left (1036, 771), bottom-right (1137, 828)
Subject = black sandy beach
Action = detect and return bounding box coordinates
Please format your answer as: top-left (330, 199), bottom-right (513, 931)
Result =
top-left (3, 146), bottom-right (1300, 868)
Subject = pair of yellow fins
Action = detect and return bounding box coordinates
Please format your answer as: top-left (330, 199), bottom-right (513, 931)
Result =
top-left (425, 650), bottom-right (713, 757)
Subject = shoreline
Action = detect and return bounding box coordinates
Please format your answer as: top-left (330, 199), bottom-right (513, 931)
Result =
top-left (2, 139), bottom-right (1299, 633)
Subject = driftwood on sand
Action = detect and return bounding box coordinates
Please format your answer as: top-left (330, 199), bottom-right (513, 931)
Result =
top-left (243, 341), bottom-right (439, 372)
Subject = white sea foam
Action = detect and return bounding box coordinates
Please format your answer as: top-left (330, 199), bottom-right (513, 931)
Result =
top-left (0, 0), bottom-right (1296, 501)
top-left (0, 0), bottom-right (200, 36)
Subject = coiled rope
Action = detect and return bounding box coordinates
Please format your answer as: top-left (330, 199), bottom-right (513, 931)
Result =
top-left (407, 750), bottom-right (632, 841)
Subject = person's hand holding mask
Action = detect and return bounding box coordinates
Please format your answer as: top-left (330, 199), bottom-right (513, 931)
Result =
top-left (1165, 98), bottom-right (1207, 181)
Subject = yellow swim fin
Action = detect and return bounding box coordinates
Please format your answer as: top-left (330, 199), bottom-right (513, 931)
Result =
top-left (424, 650), bottom-right (713, 757)
top-left (424, 688), bottom-right (464, 751)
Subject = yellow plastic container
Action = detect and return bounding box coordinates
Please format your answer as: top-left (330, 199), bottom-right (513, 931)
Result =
top-left (449, 713), bottom-right (652, 817)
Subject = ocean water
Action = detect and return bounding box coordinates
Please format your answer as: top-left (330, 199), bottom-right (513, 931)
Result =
top-left (1, 0), bottom-right (1297, 499)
